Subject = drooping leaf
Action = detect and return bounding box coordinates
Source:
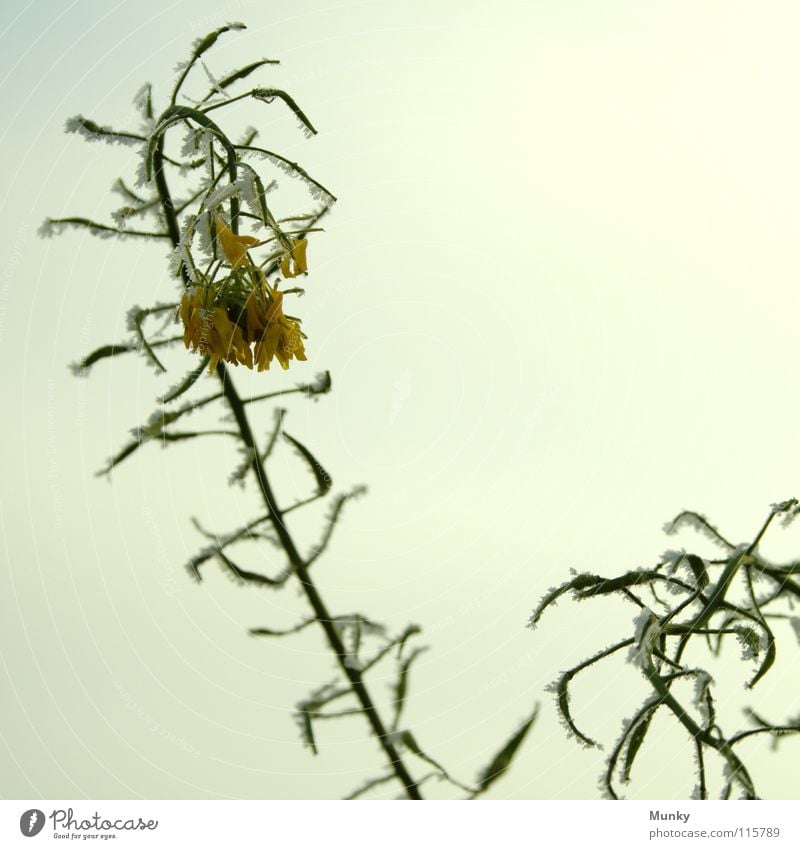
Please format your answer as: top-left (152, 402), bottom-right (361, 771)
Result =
top-left (158, 357), bottom-right (209, 403)
top-left (622, 706), bottom-right (658, 783)
top-left (473, 704), bottom-right (539, 797)
top-left (392, 647), bottom-right (428, 730)
top-left (283, 431), bottom-right (332, 495)
top-left (685, 554), bottom-right (709, 590)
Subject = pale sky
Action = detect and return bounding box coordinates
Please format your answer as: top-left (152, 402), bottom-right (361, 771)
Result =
top-left (2, 0), bottom-right (799, 800)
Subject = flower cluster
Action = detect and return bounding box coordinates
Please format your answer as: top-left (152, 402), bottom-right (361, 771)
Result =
top-left (177, 214), bottom-right (309, 373)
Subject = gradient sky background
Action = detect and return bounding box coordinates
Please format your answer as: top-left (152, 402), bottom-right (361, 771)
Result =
top-left (2, 0), bottom-right (800, 800)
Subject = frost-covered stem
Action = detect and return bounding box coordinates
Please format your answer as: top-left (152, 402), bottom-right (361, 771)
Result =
top-left (216, 363), bottom-right (423, 800)
top-left (690, 511), bottom-right (779, 632)
top-left (153, 147), bottom-right (421, 800)
top-left (642, 658), bottom-right (756, 798)
top-left (152, 138), bottom-right (181, 248)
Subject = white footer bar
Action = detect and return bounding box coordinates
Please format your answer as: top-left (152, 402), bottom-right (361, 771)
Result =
top-left (2, 800), bottom-right (797, 848)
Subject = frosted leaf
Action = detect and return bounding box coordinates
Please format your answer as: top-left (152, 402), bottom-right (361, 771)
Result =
top-left (110, 208), bottom-right (129, 227)
top-left (64, 114), bottom-right (140, 147)
top-left (238, 171), bottom-right (262, 218)
top-left (37, 219), bottom-right (56, 238)
top-left (169, 214), bottom-right (199, 279)
top-left (190, 21), bottom-right (245, 56)
top-left (169, 244), bottom-right (198, 283)
top-left (193, 211), bottom-right (214, 258)
top-left (134, 149), bottom-right (151, 188)
top-left (240, 126), bottom-right (258, 144)
top-left (201, 60), bottom-right (227, 99)
top-left (180, 127), bottom-right (201, 159)
top-left (133, 84), bottom-right (150, 112)
top-left (142, 409), bottom-right (183, 438)
top-left (692, 671), bottom-right (714, 724)
top-left (660, 549), bottom-right (685, 568)
top-left (204, 180), bottom-right (241, 211)
top-left (65, 115), bottom-right (102, 140)
top-left (627, 608), bottom-right (659, 668)
top-left (228, 446), bottom-right (256, 487)
top-left (125, 304), bottom-right (145, 334)
top-left (297, 118), bottom-right (315, 139)
top-left (597, 767), bottom-right (619, 800)
top-left (734, 626), bottom-right (761, 661)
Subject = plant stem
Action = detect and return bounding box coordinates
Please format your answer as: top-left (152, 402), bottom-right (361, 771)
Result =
top-left (216, 363), bottom-right (423, 799)
top-left (152, 132), bottom-right (421, 799)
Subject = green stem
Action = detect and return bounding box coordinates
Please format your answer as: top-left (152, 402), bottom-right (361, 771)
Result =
top-left (642, 659), bottom-right (756, 798)
top-left (152, 121), bottom-right (421, 800)
top-left (216, 364), bottom-right (422, 799)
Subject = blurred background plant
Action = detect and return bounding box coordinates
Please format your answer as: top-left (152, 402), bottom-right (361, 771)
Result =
top-left (43, 23), bottom-right (537, 801)
top-left (530, 500), bottom-right (800, 799)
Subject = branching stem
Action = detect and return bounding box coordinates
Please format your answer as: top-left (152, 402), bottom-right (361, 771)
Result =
top-left (153, 140), bottom-right (422, 800)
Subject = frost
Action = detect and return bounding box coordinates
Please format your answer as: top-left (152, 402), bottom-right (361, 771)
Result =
top-left (200, 61), bottom-right (227, 100)
top-left (37, 219), bottom-right (56, 239)
top-left (240, 126), bottom-right (258, 144)
top-left (228, 446), bottom-right (256, 487)
top-left (64, 114), bottom-right (140, 147)
top-left (125, 305), bottom-right (144, 334)
top-left (297, 118), bottom-right (315, 139)
top-left (134, 149), bottom-right (151, 188)
top-left (660, 549), bottom-right (685, 569)
top-left (734, 626), bottom-right (761, 661)
top-left (238, 171), bottom-right (262, 219)
top-left (691, 671), bottom-right (714, 725)
top-left (180, 127), bottom-right (202, 159)
top-left (133, 83), bottom-right (151, 113)
top-left (343, 653), bottom-right (364, 672)
top-left (204, 181), bottom-right (241, 212)
top-left (65, 115), bottom-right (102, 139)
top-left (193, 211), bottom-right (214, 259)
top-left (627, 608), bottom-right (659, 668)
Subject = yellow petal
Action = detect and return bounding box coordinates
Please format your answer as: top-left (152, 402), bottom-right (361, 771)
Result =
top-left (292, 238), bottom-right (308, 275)
top-left (215, 215), bottom-right (261, 268)
top-left (279, 253), bottom-right (295, 278)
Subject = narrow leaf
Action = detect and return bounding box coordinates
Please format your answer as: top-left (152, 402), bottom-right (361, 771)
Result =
top-left (473, 704), bottom-right (539, 797)
top-left (283, 431), bottom-right (332, 495)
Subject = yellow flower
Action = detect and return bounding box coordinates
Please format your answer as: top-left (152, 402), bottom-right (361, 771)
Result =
top-left (279, 237), bottom-right (309, 278)
top-left (250, 288), bottom-right (307, 371)
top-left (214, 215), bottom-right (262, 268)
top-left (178, 274), bottom-right (307, 374)
top-left (178, 287), bottom-right (253, 372)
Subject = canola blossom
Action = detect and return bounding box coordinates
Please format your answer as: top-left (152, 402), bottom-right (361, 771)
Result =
top-left (176, 206), bottom-right (311, 373)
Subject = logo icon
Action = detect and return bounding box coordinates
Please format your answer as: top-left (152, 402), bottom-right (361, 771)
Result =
top-left (19, 809), bottom-right (45, 837)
